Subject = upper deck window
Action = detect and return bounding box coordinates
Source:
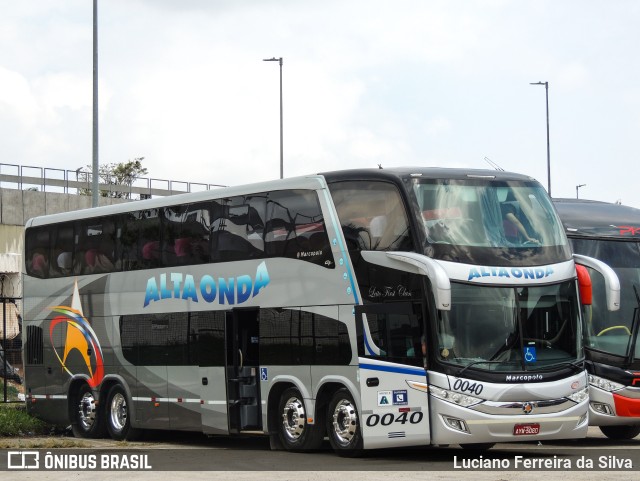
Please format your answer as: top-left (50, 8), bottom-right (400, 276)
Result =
top-left (24, 188), bottom-right (333, 278)
top-left (329, 181), bottom-right (413, 252)
top-left (414, 180), bottom-right (565, 248)
top-left (409, 178), bottom-right (572, 266)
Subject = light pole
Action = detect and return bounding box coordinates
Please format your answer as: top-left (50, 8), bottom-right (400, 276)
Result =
top-left (530, 81), bottom-right (551, 197)
top-left (576, 184), bottom-right (586, 199)
top-left (263, 57), bottom-right (283, 179)
top-left (92, 0), bottom-right (99, 207)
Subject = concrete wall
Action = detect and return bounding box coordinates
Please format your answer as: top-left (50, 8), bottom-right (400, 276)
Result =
top-left (0, 188), bottom-right (130, 275)
top-left (0, 187), bottom-right (128, 226)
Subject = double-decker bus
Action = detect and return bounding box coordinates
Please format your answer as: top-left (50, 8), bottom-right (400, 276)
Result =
top-left (555, 198), bottom-right (640, 439)
top-left (22, 168), bottom-right (618, 455)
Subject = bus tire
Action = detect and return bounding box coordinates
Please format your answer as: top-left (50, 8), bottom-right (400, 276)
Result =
top-left (326, 388), bottom-right (363, 457)
top-left (105, 384), bottom-right (140, 441)
top-left (599, 425), bottom-right (640, 440)
top-left (276, 387), bottom-right (324, 451)
top-left (71, 383), bottom-right (105, 438)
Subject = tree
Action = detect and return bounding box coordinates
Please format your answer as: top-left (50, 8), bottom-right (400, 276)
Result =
top-left (77, 158), bottom-right (148, 199)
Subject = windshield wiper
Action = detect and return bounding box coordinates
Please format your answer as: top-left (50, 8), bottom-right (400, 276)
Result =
top-left (624, 285), bottom-right (640, 366)
top-left (459, 358), bottom-right (584, 377)
top-left (458, 360), bottom-right (510, 377)
top-left (526, 359), bottom-right (585, 374)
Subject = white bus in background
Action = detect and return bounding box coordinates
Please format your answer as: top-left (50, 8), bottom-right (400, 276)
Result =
top-left (22, 168), bottom-right (618, 455)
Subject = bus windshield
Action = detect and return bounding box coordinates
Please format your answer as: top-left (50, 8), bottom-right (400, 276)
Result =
top-left (572, 238), bottom-right (640, 360)
top-left (411, 179), bottom-right (570, 265)
top-left (435, 280), bottom-right (582, 372)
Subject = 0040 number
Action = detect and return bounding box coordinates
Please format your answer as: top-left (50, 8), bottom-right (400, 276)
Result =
top-left (452, 379), bottom-right (484, 396)
top-left (365, 411), bottom-right (424, 427)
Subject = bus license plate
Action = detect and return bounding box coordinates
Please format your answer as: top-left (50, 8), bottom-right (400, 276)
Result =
top-left (513, 423), bottom-right (540, 435)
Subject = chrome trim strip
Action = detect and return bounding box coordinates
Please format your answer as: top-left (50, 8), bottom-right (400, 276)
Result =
top-left (473, 398), bottom-right (575, 415)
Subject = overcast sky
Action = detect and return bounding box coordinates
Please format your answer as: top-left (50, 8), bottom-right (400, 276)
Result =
top-left (1, 0), bottom-right (639, 207)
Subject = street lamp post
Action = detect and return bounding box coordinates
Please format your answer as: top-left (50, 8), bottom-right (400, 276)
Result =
top-left (530, 81), bottom-right (551, 197)
top-left (263, 57), bottom-right (283, 179)
top-left (576, 184), bottom-right (586, 199)
top-left (92, 0), bottom-right (99, 207)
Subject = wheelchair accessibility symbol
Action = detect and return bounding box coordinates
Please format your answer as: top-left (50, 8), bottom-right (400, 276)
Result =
top-left (524, 346), bottom-right (537, 363)
top-left (260, 368), bottom-right (268, 381)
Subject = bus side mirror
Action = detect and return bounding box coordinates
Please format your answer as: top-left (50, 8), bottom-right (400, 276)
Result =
top-left (575, 264), bottom-right (592, 305)
top-left (573, 254), bottom-right (620, 311)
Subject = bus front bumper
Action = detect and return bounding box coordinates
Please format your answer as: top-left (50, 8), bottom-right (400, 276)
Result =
top-left (429, 396), bottom-right (589, 445)
top-left (589, 385), bottom-right (640, 426)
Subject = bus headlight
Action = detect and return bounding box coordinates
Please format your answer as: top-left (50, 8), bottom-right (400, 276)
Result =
top-left (430, 385), bottom-right (482, 407)
top-left (567, 387), bottom-right (589, 403)
top-left (588, 374), bottom-right (624, 392)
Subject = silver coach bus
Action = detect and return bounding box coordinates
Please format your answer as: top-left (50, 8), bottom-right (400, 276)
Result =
top-left (22, 168), bottom-right (619, 455)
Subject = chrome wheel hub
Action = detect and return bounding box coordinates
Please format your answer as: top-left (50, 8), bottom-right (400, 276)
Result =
top-left (78, 391), bottom-right (97, 430)
top-left (281, 396), bottom-right (306, 442)
top-left (331, 399), bottom-right (357, 446)
top-left (109, 392), bottom-right (127, 432)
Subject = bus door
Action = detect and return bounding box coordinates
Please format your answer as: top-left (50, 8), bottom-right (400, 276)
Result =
top-left (226, 308), bottom-right (262, 433)
top-left (198, 311), bottom-right (228, 435)
top-left (356, 302), bottom-right (431, 449)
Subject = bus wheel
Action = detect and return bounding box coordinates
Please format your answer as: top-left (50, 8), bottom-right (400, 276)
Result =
top-left (326, 388), bottom-right (363, 457)
top-left (599, 425), bottom-right (640, 440)
top-left (277, 388), bottom-right (324, 451)
top-left (105, 384), bottom-right (140, 441)
top-left (71, 383), bottom-right (104, 438)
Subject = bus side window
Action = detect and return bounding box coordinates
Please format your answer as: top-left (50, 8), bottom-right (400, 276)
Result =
top-left (139, 209), bottom-right (162, 269)
top-left (26, 228), bottom-right (51, 278)
top-left (75, 218), bottom-right (117, 274)
top-left (329, 180), bottom-right (413, 252)
top-left (266, 189), bottom-right (333, 267)
top-left (49, 223), bottom-right (75, 277)
top-left (118, 211), bottom-right (143, 270)
top-left (211, 197), bottom-right (265, 263)
top-left (164, 202), bottom-right (212, 266)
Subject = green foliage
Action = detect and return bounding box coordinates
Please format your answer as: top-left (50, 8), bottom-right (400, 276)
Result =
top-left (0, 402), bottom-right (49, 437)
top-left (76, 157), bottom-right (148, 199)
top-left (0, 379), bottom-right (19, 400)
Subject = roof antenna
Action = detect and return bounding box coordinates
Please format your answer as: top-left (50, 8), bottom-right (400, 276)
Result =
top-left (484, 156), bottom-right (504, 171)
top-left (378, 164), bottom-right (383, 169)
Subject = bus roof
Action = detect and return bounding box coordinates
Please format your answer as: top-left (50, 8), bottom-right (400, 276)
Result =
top-left (320, 167), bottom-right (537, 183)
top-left (554, 198), bottom-right (640, 239)
top-left (25, 174), bottom-right (328, 228)
top-left (24, 167), bottom-right (540, 228)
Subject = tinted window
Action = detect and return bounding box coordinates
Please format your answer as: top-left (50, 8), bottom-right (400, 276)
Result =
top-left (120, 311), bottom-right (224, 366)
top-left (211, 196), bottom-right (266, 262)
top-left (164, 202), bottom-right (212, 266)
top-left (329, 181), bottom-right (413, 251)
top-left (76, 217), bottom-right (117, 275)
top-left (25, 189), bottom-right (332, 277)
top-left (25, 227), bottom-right (51, 278)
top-left (120, 312), bottom-right (192, 366)
top-left (266, 190), bottom-right (334, 267)
top-left (260, 308), bottom-right (351, 365)
top-left (193, 311), bottom-right (225, 367)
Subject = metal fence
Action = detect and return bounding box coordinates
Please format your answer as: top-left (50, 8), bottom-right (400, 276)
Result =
top-left (0, 163), bottom-right (226, 200)
top-left (1, 296), bottom-right (22, 403)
